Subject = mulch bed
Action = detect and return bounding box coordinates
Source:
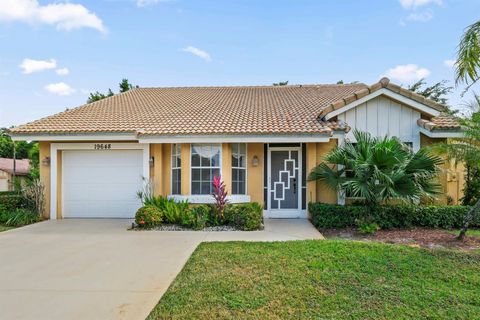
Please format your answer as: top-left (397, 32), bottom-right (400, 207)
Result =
top-left (322, 228), bottom-right (480, 251)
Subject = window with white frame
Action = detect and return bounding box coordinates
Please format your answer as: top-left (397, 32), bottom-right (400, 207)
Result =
top-left (171, 144), bottom-right (181, 195)
top-left (231, 143), bottom-right (246, 195)
top-left (191, 144), bottom-right (221, 195)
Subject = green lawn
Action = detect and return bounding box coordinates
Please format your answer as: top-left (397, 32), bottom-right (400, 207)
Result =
top-left (148, 240), bottom-right (480, 320)
top-left (0, 225), bottom-right (13, 232)
top-left (449, 229), bottom-right (480, 238)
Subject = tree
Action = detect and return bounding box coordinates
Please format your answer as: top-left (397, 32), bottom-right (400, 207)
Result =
top-left (456, 20), bottom-right (480, 89)
top-left (87, 79), bottom-right (137, 103)
top-left (308, 130), bottom-right (442, 215)
top-left (407, 79), bottom-right (453, 106)
top-left (433, 110), bottom-right (480, 239)
top-left (273, 81), bottom-right (288, 86)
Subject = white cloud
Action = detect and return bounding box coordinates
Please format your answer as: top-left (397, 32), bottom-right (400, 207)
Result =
top-left (182, 46), bottom-right (211, 62)
top-left (406, 10), bottom-right (433, 22)
top-left (19, 58), bottom-right (56, 74)
top-left (384, 64), bottom-right (430, 83)
top-left (0, 0), bottom-right (106, 33)
top-left (44, 82), bottom-right (75, 95)
top-left (399, 0), bottom-right (442, 10)
top-left (55, 67), bottom-right (69, 75)
top-left (136, 0), bottom-right (163, 7)
top-left (444, 59), bottom-right (456, 68)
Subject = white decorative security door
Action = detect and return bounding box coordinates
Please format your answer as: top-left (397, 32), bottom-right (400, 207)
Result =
top-left (268, 147), bottom-right (302, 217)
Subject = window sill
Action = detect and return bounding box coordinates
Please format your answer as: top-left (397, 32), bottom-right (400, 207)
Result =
top-left (168, 194), bottom-right (251, 204)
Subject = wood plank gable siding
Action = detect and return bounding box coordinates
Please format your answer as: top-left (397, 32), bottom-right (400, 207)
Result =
top-left (337, 96), bottom-right (420, 150)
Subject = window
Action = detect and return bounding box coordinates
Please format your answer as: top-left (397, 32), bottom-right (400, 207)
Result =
top-left (171, 144), bottom-right (181, 195)
top-left (231, 143), bottom-right (246, 195)
top-left (191, 144), bottom-right (221, 195)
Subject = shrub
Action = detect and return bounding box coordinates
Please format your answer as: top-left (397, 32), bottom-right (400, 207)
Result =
top-left (224, 202), bottom-right (263, 231)
top-left (135, 206), bottom-right (163, 228)
top-left (0, 204), bottom-right (9, 224)
top-left (309, 203), bottom-right (472, 230)
top-left (5, 208), bottom-right (39, 227)
top-left (0, 194), bottom-right (33, 212)
top-left (190, 205), bottom-right (211, 230)
top-left (162, 199), bottom-right (190, 224)
top-left (358, 221), bottom-right (380, 234)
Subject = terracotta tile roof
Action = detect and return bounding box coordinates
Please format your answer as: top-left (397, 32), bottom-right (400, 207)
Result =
top-left (10, 84), bottom-right (365, 136)
top-left (10, 78), bottom-right (451, 137)
top-left (317, 77), bottom-right (447, 118)
top-left (0, 158), bottom-right (30, 175)
top-left (417, 116), bottom-right (462, 131)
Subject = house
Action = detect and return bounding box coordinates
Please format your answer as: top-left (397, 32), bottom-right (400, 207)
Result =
top-left (0, 158), bottom-right (30, 191)
top-left (9, 77), bottom-right (463, 219)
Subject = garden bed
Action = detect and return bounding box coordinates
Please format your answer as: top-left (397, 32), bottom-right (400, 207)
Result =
top-left (132, 224), bottom-right (249, 232)
top-left (322, 228), bottom-right (480, 251)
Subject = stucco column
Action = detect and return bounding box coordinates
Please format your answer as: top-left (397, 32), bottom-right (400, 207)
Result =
top-left (39, 142), bottom-right (51, 219)
top-left (180, 143), bottom-right (190, 195)
top-left (306, 143), bottom-right (317, 204)
top-left (150, 144), bottom-right (163, 196)
top-left (221, 143), bottom-right (232, 194)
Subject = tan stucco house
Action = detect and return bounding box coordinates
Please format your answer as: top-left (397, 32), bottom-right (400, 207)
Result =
top-left (0, 158), bottom-right (30, 191)
top-left (9, 77), bottom-right (463, 220)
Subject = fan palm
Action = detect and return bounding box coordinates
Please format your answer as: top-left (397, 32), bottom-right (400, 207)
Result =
top-left (308, 130), bottom-right (442, 215)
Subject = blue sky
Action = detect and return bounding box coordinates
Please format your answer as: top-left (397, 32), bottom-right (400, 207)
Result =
top-left (0, 0), bottom-right (479, 127)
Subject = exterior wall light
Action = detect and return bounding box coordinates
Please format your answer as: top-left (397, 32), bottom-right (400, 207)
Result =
top-left (252, 155), bottom-right (259, 167)
top-left (149, 156), bottom-right (155, 167)
top-left (42, 156), bottom-right (51, 167)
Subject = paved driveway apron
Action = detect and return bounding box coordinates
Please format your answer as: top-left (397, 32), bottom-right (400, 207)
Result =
top-left (0, 218), bottom-right (322, 320)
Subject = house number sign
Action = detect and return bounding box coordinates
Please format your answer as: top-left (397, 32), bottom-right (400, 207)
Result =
top-left (93, 143), bottom-right (112, 150)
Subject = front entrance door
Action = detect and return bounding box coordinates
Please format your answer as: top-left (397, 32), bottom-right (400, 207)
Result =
top-left (267, 146), bottom-right (304, 218)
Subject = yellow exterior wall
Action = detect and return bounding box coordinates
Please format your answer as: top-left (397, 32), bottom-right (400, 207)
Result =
top-left (314, 140), bottom-right (338, 204)
top-left (247, 143), bottom-right (264, 206)
top-left (39, 142), bottom-right (51, 218)
top-left (161, 144), bottom-right (171, 196)
top-left (420, 133), bottom-right (464, 204)
top-left (150, 144), bottom-right (164, 196)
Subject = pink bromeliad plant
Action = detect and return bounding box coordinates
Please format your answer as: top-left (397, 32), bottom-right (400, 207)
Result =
top-left (212, 175), bottom-right (228, 221)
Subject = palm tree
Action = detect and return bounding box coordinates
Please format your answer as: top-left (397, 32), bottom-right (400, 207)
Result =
top-left (308, 130), bottom-right (442, 216)
top-left (456, 20), bottom-right (480, 90)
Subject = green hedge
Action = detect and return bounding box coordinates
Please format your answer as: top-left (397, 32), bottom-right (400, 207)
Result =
top-left (0, 194), bottom-right (33, 212)
top-left (224, 202), bottom-right (263, 231)
top-left (309, 203), bottom-right (473, 229)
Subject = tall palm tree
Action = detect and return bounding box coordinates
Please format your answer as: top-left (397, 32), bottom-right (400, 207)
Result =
top-left (308, 130), bottom-right (442, 215)
top-left (456, 20), bottom-right (480, 90)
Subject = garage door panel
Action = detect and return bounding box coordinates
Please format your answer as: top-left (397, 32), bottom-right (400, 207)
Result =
top-left (62, 150), bottom-right (144, 218)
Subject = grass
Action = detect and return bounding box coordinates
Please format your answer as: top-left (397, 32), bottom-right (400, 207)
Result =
top-left (148, 240), bottom-right (480, 320)
top-left (0, 225), bottom-right (13, 232)
top-left (448, 228), bottom-right (480, 238)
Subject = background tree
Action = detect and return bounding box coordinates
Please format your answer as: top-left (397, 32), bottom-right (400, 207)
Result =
top-left (273, 81), bottom-right (288, 86)
top-left (87, 79), bottom-right (137, 103)
top-left (308, 130), bottom-right (442, 216)
top-left (407, 79), bottom-right (453, 106)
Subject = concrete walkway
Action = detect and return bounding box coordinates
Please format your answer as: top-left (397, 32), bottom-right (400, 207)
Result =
top-left (0, 219), bottom-right (322, 320)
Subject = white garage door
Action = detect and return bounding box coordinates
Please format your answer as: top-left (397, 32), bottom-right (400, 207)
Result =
top-left (62, 150), bottom-right (144, 218)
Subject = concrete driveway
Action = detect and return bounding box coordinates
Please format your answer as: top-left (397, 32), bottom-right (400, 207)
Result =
top-left (0, 219), bottom-right (322, 320)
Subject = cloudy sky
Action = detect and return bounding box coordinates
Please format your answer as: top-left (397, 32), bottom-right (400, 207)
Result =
top-left (0, 0), bottom-right (478, 127)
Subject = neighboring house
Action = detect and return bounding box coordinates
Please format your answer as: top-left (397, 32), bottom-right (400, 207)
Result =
top-left (9, 77), bottom-right (463, 219)
top-left (0, 158), bottom-right (30, 191)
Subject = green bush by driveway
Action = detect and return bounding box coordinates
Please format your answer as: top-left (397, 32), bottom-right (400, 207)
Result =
top-left (309, 202), bottom-right (473, 229)
top-left (147, 240), bottom-right (480, 319)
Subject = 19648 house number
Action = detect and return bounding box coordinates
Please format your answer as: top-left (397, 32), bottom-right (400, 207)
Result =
top-left (93, 143), bottom-right (112, 150)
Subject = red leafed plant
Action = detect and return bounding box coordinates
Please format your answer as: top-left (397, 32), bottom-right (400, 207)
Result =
top-left (212, 175), bottom-right (228, 220)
